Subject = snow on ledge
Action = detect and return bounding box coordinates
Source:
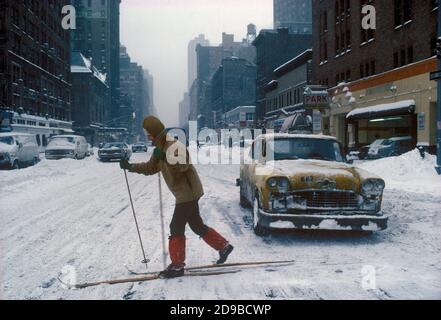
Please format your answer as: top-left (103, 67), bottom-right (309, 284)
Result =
top-left (346, 100), bottom-right (415, 119)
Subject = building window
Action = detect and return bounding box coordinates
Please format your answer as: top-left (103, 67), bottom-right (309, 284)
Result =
top-left (319, 11), bottom-right (328, 63)
top-left (400, 49), bottom-right (406, 66)
top-left (335, 0), bottom-right (351, 56)
top-left (407, 47), bottom-right (414, 64)
top-left (395, 0), bottom-right (412, 27)
top-left (394, 52), bottom-right (399, 68)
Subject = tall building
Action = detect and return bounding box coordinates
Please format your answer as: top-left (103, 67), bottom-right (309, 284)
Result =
top-left (274, 0), bottom-right (312, 34)
top-left (120, 45), bottom-right (150, 138)
top-left (188, 34), bottom-right (210, 90)
top-left (0, 0), bottom-right (72, 121)
top-left (70, 52), bottom-right (109, 145)
top-left (71, 0), bottom-right (121, 124)
top-left (312, 0), bottom-right (438, 152)
top-left (143, 69), bottom-right (155, 116)
top-left (253, 28), bottom-right (312, 122)
top-left (179, 92), bottom-right (190, 129)
top-left (210, 57), bottom-right (256, 127)
top-left (189, 26), bottom-right (257, 127)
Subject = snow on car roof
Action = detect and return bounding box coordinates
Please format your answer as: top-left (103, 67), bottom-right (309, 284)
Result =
top-left (257, 133), bottom-right (339, 141)
top-left (386, 136), bottom-right (413, 141)
top-left (51, 135), bottom-right (84, 139)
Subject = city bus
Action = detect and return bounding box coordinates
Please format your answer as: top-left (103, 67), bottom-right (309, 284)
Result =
top-left (0, 109), bottom-right (74, 153)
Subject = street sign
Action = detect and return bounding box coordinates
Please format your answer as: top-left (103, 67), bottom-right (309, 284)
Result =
top-left (313, 110), bottom-right (322, 134)
top-left (430, 70), bottom-right (441, 81)
top-left (418, 113), bottom-right (425, 131)
top-left (304, 93), bottom-right (330, 108)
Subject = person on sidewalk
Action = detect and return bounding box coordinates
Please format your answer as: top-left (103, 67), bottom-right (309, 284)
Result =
top-left (120, 116), bottom-right (234, 278)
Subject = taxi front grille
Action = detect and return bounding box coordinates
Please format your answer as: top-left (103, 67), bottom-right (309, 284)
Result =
top-left (294, 191), bottom-right (359, 209)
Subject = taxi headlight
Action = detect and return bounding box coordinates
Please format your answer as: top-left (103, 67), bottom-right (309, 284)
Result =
top-left (267, 177), bottom-right (290, 193)
top-left (362, 179), bottom-right (385, 196)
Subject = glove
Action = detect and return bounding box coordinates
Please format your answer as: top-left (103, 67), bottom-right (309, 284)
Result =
top-left (120, 158), bottom-right (132, 171)
top-left (153, 147), bottom-right (166, 161)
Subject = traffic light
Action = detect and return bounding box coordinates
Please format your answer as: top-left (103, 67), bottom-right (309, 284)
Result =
top-left (436, 37), bottom-right (441, 60)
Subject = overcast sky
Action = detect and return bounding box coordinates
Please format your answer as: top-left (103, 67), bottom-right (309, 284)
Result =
top-left (120, 0), bottom-right (273, 127)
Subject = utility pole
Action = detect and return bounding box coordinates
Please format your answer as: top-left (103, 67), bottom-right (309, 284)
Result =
top-left (437, 6), bottom-right (441, 174)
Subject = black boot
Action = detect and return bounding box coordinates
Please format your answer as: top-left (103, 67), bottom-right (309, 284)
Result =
top-left (217, 244), bottom-right (234, 264)
top-left (159, 264), bottom-right (185, 279)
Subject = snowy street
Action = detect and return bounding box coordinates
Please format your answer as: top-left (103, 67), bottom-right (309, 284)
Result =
top-left (1, 149), bottom-right (441, 300)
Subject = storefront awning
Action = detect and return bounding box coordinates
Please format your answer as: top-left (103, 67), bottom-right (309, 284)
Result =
top-left (346, 100), bottom-right (415, 121)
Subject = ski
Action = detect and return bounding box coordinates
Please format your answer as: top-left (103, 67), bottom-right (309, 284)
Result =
top-left (125, 259), bottom-right (296, 276)
top-left (58, 269), bottom-right (241, 290)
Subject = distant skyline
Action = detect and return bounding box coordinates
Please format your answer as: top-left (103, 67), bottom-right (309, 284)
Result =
top-left (120, 0), bottom-right (273, 127)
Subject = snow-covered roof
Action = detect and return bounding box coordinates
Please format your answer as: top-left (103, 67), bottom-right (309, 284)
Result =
top-left (273, 49), bottom-right (313, 74)
top-left (71, 52), bottom-right (108, 86)
top-left (0, 132), bottom-right (34, 137)
top-left (346, 100), bottom-right (415, 119)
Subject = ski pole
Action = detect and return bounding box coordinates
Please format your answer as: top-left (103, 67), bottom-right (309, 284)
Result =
top-left (124, 169), bottom-right (149, 272)
top-left (158, 172), bottom-right (167, 270)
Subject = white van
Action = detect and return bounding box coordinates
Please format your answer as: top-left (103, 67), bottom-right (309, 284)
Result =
top-left (0, 133), bottom-right (40, 170)
top-left (45, 135), bottom-right (88, 160)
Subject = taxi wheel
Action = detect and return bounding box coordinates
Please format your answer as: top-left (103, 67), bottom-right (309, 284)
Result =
top-left (239, 184), bottom-right (251, 208)
top-left (253, 195), bottom-right (269, 237)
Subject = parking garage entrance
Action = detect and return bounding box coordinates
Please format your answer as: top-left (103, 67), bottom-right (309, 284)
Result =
top-left (346, 100), bottom-right (417, 148)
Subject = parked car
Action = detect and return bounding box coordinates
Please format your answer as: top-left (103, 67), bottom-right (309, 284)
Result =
top-left (132, 143), bottom-right (148, 153)
top-left (368, 136), bottom-right (414, 159)
top-left (86, 144), bottom-right (94, 157)
top-left (237, 133), bottom-right (388, 236)
top-left (0, 133), bottom-right (40, 170)
top-left (358, 139), bottom-right (385, 160)
top-left (98, 142), bottom-right (132, 162)
top-left (45, 135), bottom-right (88, 160)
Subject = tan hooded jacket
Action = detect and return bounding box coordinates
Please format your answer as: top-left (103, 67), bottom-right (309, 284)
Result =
top-left (130, 131), bottom-right (204, 204)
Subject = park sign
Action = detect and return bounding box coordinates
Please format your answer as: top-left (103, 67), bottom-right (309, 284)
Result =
top-left (303, 88), bottom-right (330, 109)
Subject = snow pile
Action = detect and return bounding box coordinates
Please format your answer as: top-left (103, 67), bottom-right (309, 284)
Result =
top-left (358, 149), bottom-right (441, 195)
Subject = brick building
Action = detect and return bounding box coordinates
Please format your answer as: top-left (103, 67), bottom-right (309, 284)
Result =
top-left (312, 0), bottom-right (438, 152)
top-left (0, 0), bottom-right (72, 121)
top-left (252, 28), bottom-right (313, 123)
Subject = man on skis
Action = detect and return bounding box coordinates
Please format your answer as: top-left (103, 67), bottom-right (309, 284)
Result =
top-left (120, 116), bottom-right (234, 279)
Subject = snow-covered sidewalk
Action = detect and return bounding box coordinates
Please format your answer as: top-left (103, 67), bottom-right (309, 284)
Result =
top-left (1, 150), bottom-right (440, 300)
